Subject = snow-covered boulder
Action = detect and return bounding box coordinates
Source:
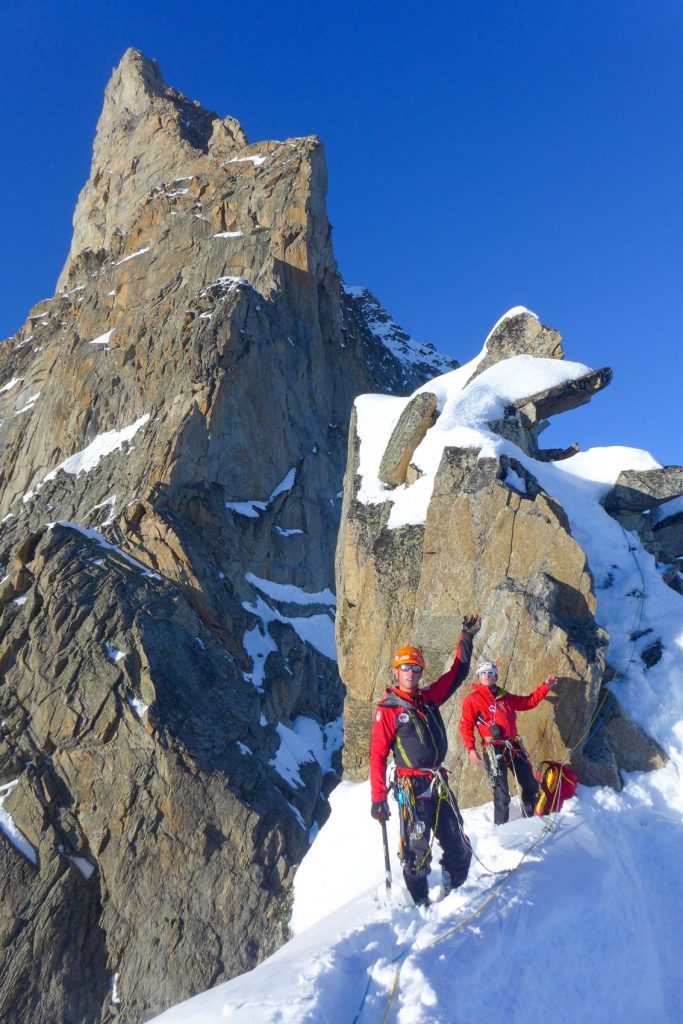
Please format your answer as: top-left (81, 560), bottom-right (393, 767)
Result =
top-left (336, 312), bottom-right (667, 805)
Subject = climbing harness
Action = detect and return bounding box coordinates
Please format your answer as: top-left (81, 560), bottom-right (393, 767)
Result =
top-left (482, 735), bottom-right (527, 768)
top-left (393, 771), bottom-right (450, 876)
top-left (481, 736), bottom-right (533, 807)
top-left (393, 768), bottom-right (502, 880)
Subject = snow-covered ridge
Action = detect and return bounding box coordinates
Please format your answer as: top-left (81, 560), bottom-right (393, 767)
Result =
top-left (355, 350), bottom-right (594, 529)
top-left (343, 284), bottom-right (457, 376)
top-left (149, 764), bottom-right (683, 1024)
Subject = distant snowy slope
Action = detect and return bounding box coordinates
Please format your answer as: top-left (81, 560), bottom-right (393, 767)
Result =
top-left (342, 285), bottom-right (458, 393)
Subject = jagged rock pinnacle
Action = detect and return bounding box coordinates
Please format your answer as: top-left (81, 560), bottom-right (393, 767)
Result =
top-left (0, 44), bottom-right (459, 1021)
top-left (57, 49), bottom-right (248, 286)
top-left (109, 47), bottom-right (169, 112)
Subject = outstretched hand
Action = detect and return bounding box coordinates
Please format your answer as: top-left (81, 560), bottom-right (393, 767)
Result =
top-left (462, 613), bottom-right (481, 636)
top-left (545, 676), bottom-right (559, 690)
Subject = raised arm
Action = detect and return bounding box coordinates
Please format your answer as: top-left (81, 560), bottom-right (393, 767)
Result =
top-left (505, 675), bottom-right (557, 712)
top-left (423, 614), bottom-right (481, 706)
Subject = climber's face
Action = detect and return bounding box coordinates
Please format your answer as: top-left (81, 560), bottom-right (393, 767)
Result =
top-left (393, 664), bottom-right (423, 694)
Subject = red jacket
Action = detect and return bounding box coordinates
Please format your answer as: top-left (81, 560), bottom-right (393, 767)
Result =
top-left (370, 633), bottom-right (473, 802)
top-left (459, 681), bottom-right (550, 751)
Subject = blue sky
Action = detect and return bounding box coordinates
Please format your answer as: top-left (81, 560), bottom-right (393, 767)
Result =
top-left (2, 1), bottom-right (681, 463)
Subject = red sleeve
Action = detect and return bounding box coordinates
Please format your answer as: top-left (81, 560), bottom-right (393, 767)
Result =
top-left (505, 682), bottom-right (550, 712)
top-left (422, 632), bottom-right (473, 707)
top-left (459, 694), bottom-right (478, 751)
top-left (369, 705), bottom-right (397, 802)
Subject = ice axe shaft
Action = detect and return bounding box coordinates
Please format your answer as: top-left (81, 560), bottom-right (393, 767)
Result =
top-left (381, 819), bottom-right (392, 899)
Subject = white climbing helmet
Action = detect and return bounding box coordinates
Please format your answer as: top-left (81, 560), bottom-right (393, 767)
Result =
top-left (476, 660), bottom-right (499, 679)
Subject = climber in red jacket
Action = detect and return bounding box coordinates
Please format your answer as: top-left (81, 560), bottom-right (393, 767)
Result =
top-left (369, 614), bottom-right (480, 906)
top-left (459, 661), bottom-right (557, 824)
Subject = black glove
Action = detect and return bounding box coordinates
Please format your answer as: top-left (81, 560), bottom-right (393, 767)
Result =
top-left (462, 613), bottom-right (481, 636)
top-left (371, 800), bottom-right (390, 822)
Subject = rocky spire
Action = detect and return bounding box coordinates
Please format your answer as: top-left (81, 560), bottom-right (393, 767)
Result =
top-left (0, 50), bottom-right (454, 1024)
top-left (57, 48), bottom-right (248, 285)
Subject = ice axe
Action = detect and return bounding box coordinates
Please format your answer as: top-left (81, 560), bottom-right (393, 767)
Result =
top-left (380, 819), bottom-right (392, 900)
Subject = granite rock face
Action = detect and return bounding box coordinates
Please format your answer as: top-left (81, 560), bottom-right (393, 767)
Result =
top-left (0, 50), bottom-right (454, 1024)
top-left (466, 308), bottom-right (563, 383)
top-left (378, 392), bottom-right (437, 486)
top-left (603, 466), bottom-right (683, 516)
top-left (57, 48), bottom-right (248, 284)
top-left (336, 313), bottom-right (666, 806)
top-left (601, 470), bottom-right (683, 595)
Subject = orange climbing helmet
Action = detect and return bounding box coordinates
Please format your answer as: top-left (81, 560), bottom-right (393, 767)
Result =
top-left (393, 646), bottom-right (426, 670)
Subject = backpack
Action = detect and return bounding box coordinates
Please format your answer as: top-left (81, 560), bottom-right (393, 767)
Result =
top-left (534, 760), bottom-right (578, 816)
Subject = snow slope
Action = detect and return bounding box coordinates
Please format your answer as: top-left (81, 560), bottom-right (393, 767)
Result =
top-left (148, 312), bottom-right (683, 1024)
top-left (149, 773), bottom-right (682, 1024)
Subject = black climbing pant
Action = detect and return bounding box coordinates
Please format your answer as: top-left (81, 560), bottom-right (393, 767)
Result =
top-left (398, 773), bottom-right (472, 904)
top-left (486, 743), bottom-right (539, 825)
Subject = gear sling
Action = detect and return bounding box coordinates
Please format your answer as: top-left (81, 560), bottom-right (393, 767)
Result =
top-left (393, 769), bottom-right (471, 901)
top-left (481, 735), bottom-right (539, 823)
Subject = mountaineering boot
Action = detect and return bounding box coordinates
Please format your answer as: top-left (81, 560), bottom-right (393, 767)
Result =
top-left (441, 868), bottom-right (453, 897)
top-left (405, 874), bottom-right (429, 907)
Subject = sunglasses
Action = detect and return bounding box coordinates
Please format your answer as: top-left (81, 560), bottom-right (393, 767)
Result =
top-left (478, 670), bottom-right (498, 677)
top-left (398, 665), bottom-right (423, 674)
